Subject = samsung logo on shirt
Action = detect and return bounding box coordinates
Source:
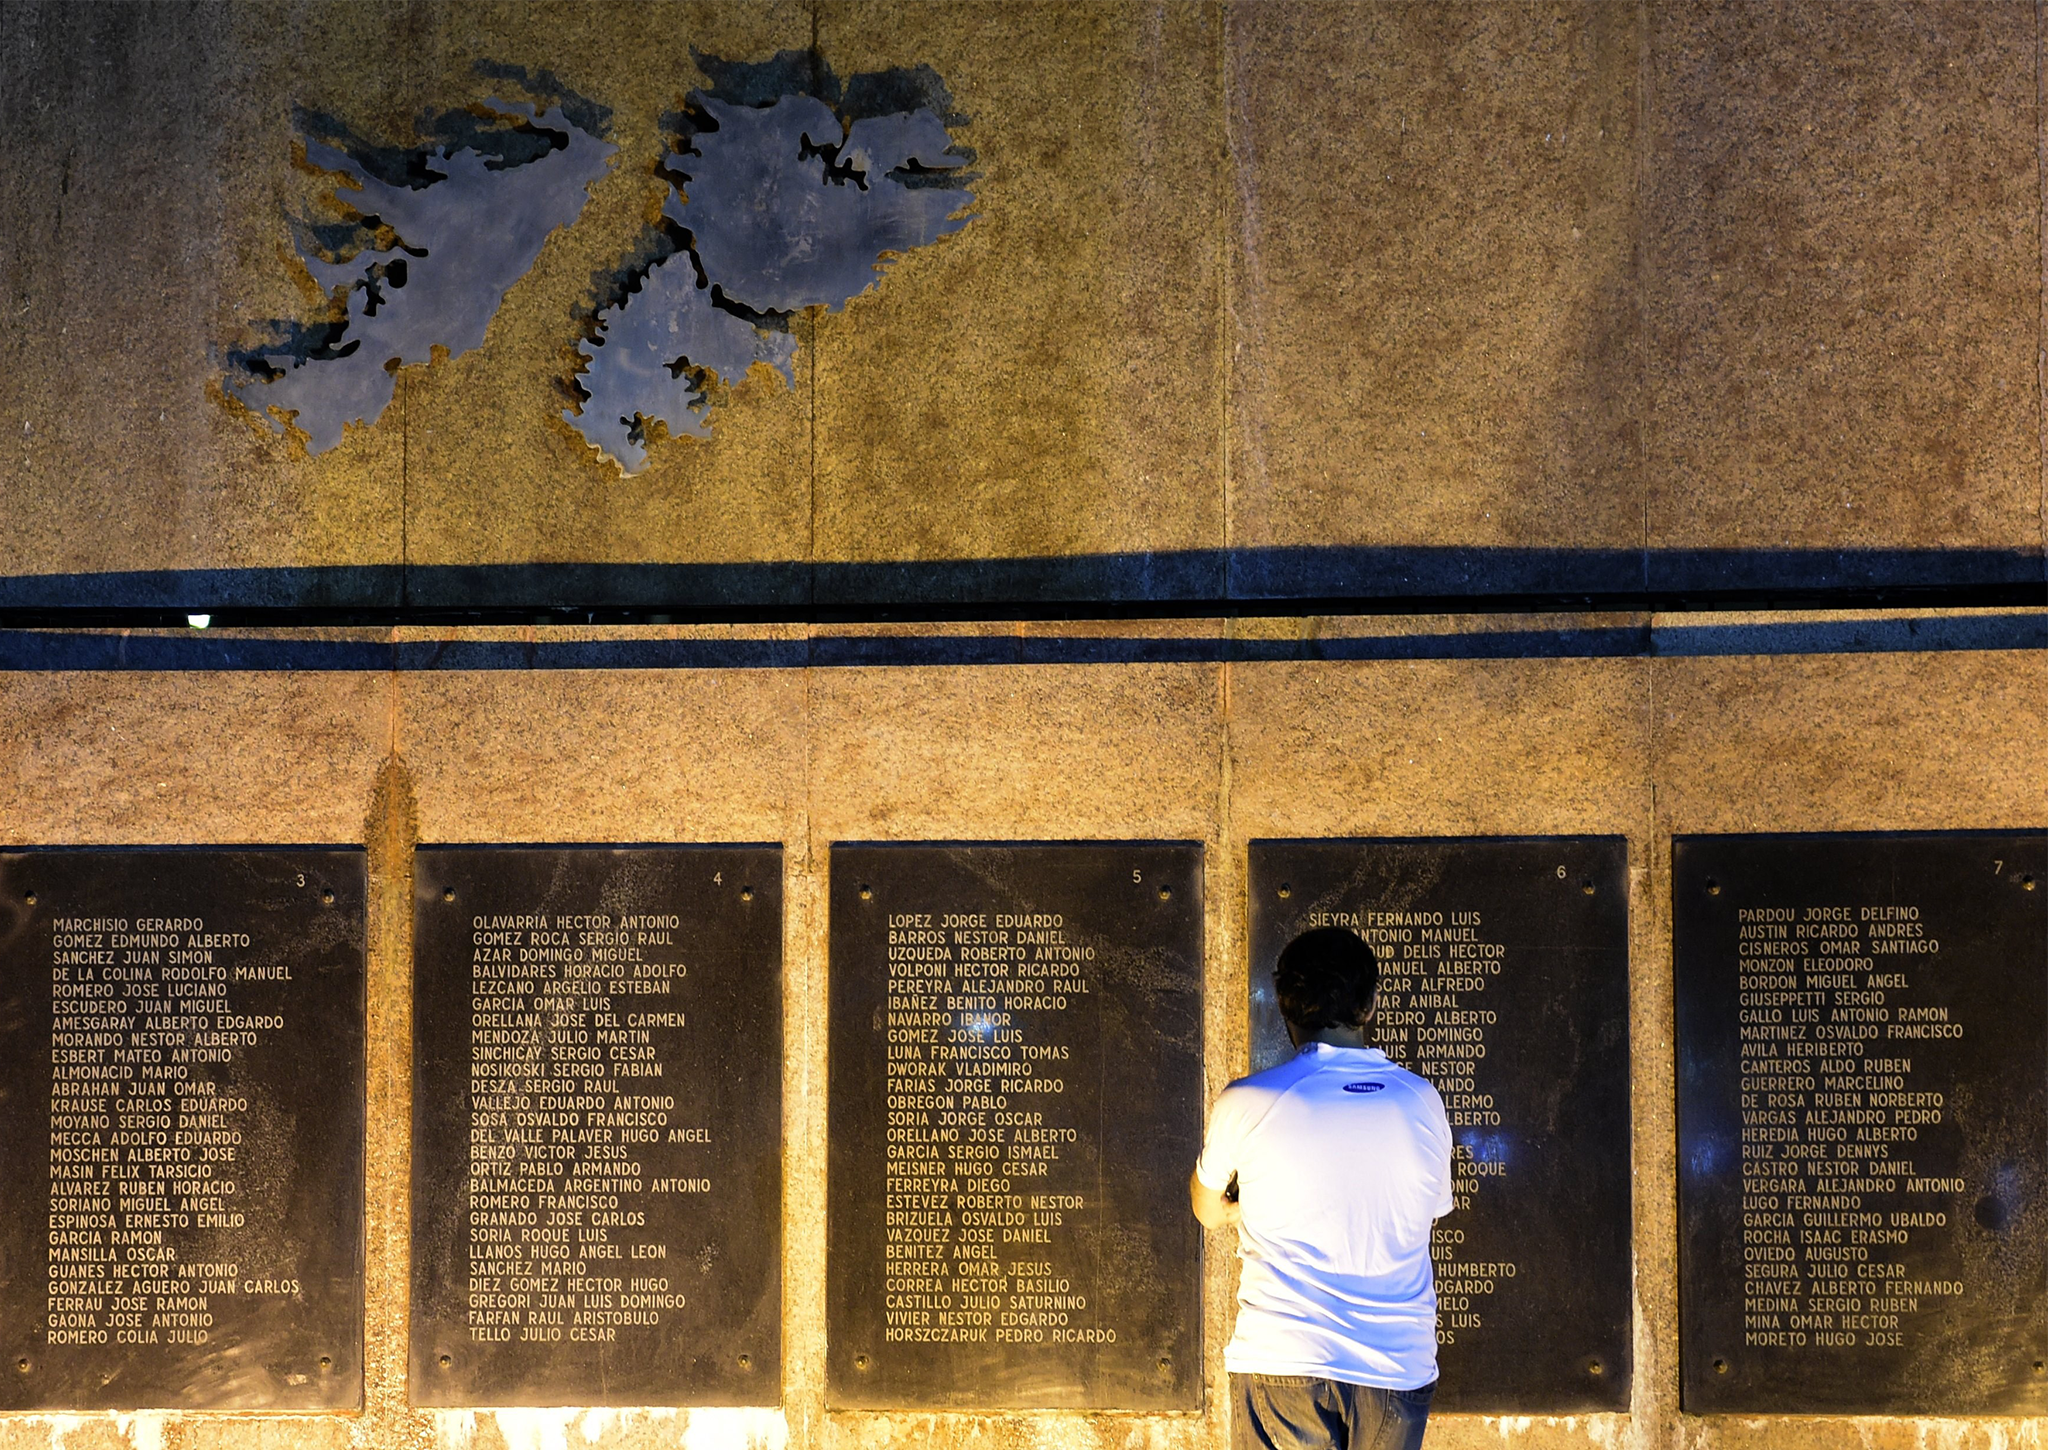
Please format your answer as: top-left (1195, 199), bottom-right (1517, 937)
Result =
top-left (1341, 1082), bottom-right (1385, 1094)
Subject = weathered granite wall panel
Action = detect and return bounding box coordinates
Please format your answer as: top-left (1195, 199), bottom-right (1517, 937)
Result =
top-left (1227, 3), bottom-right (1642, 582)
top-left (0, 3), bottom-right (406, 600)
top-left (808, 1), bottom-right (1223, 583)
top-left (0, 669), bottom-right (391, 844)
top-left (1644, 1), bottom-right (2041, 561)
top-left (394, 4), bottom-right (817, 580)
top-left (8, 1), bottom-right (2043, 606)
top-left (396, 644), bottom-right (809, 845)
top-left (0, 668), bottom-right (388, 1450)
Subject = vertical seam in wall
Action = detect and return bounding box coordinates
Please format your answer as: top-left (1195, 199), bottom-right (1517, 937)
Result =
top-left (801, 12), bottom-right (823, 1442)
top-left (800, 0), bottom-right (821, 1392)
top-left (808, 314), bottom-right (819, 602)
top-left (797, 653), bottom-right (817, 1450)
top-left (387, 325), bottom-right (402, 756)
top-left (2036, 0), bottom-right (2045, 585)
top-left (1217, 657), bottom-right (1234, 1104)
top-left (403, 373), bottom-right (409, 602)
top-left (1636, 10), bottom-right (1661, 1443)
top-left (385, 630), bottom-right (402, 1450)
top-left (1212, 15), bottom-right (1238, 1438)
top-left (1636, 0), bottom-right (1653, 593)
top-left (387, 637), bottom-right (399, 761)
top-left (1218, 0), bottom-right (1233, 599)
top-left (400, 371), bottom-right (410, 609)
top-left (1215, 0), bottom-right (1238, 1107)
top-left (1218, 663), bottom-right (1234, 1105)
top-left (807, 2), bottom-right (823, 607)
top-left (1213, 647), bottom-right (1234, 1449)
top-left (1641, 662), bottom-right (1661, 1450)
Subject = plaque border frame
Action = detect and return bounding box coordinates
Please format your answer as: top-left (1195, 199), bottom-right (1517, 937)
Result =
top-left (406, 840), bottom-right (786, 1409)
top-left (1672, 829), bottom-right (2048, 1416)
top-left (1245, 833), bottom-right (1636, 1413)
top-left (0, 842), bottom-right (369, 1413)
top-left (823, 838), bottom-right (1207, 1412)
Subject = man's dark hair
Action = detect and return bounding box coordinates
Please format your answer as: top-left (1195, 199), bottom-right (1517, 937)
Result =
top-left (1275, 927), bottom-right (1381, 1034)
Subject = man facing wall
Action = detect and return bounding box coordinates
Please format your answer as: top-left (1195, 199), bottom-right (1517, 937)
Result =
top-left (1192, 927), bottom-right (1455, 1450)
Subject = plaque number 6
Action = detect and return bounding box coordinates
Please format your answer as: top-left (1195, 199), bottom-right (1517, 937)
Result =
top-left (1556, 865), bottom-right (1567, 879)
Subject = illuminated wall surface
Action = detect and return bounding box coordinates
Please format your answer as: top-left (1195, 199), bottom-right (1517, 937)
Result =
top-left (7, 2), bottom-right (2048, 1448)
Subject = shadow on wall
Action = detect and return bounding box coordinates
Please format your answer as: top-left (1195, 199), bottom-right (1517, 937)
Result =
top-left (0, 544), bottom-right (2043, 618)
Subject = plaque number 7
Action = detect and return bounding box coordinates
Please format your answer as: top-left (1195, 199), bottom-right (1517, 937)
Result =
top-left (1995, 860), bottom-right (2004, 874)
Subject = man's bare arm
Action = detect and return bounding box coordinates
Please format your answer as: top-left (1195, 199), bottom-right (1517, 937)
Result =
top-left (1189, 1170), bottom-right (1241, 1229)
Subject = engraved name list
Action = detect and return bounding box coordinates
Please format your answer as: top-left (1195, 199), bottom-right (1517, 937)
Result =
top-left (410, 846), bottom-right (781, 1407)
top-left (1677, 834), bottom-right (2048, 1414)
top-left (828, 843), bottom-right (1202, 1410)
top-left (0, 849), bottom-right (366, 1411)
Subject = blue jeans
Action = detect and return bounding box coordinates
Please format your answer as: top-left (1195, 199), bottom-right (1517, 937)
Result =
top-left (1232, 1374), bottom-right (1435, 1450)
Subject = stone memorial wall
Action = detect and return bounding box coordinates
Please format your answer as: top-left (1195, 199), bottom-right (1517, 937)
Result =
top-left (10, 0), bottom-right (2048, 1447)
top-left (0, 645), bottom-right (2046, 1450)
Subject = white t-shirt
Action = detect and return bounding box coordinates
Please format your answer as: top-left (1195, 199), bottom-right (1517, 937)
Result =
top-left (1195, 1043), bottom-right (1455, 1390)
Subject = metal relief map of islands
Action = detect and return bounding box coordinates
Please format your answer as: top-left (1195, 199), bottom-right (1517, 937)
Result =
top-left (222, 52), bottom-right (977, 473)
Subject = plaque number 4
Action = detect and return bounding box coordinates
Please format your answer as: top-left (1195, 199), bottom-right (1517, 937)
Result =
top-left (714, 873), bottom-right (723, 885)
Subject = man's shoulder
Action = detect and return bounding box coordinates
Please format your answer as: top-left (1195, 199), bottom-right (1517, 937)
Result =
top-left (1219, 1050), bottom-right (1325, 1103)
top-left (1227, 1051), bottom-right (1445, 1114)
top-left (1219, 1050), bottom-right (1426, 1101)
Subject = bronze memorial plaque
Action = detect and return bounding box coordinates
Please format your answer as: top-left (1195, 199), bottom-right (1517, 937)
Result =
top-left (826, 842), bottom-right (1204, 1409)
top-left (410, 846), bottom-right (783, 1406)
top-left (1676, 833), bottom-right (2048, 1413)
top-left (1247, 838), bottom-right (1632, 1411)
top-left (0, 847), bottom-right (367, 1411)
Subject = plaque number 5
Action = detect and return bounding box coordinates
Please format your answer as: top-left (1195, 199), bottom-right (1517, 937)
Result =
top-left (1133, 869), bottom-right (1144, 884)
